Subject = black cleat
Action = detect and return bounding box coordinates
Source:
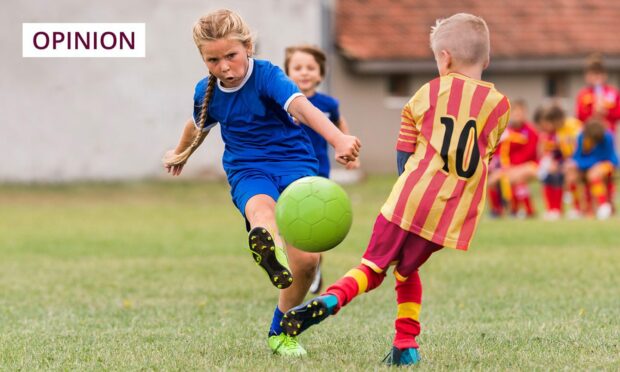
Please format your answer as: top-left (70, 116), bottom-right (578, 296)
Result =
top-left (248, 227), bottom-right (293, 289)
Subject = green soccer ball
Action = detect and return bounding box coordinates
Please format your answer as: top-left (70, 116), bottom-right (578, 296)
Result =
top-left (275, 176), bottom-right (353, 252)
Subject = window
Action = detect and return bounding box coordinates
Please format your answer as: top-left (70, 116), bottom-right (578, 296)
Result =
top-left (545, 73), bottom-right (568, 97)
top-left (387, 74), bottom-right (411, 97)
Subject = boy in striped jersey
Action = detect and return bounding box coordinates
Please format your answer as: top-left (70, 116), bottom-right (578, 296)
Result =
top-left (282, 13), bottom-right (510, 366)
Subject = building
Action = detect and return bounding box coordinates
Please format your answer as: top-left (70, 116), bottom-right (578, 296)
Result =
top-left (3, 0), bottom-right (620, 180)
top-left (329, 0), bottom-right (620, 172)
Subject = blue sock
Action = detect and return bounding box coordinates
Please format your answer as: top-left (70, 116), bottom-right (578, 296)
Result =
top-left (268, 306), bottom-right (284, 336)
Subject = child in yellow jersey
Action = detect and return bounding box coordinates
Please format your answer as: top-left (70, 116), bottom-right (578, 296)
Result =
top-left (281, 13), bottom-right (510, 366)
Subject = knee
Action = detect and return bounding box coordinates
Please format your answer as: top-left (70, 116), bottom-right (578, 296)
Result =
top-left (247, 207), bottom-right (275, 226)
top-left (586, 169), bottom-right (598, 182)
top-left (293, 252), bottom-right (320, 279)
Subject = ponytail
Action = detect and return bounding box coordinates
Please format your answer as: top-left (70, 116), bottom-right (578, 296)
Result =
top-left (166, 76), bottom-right (217, 166)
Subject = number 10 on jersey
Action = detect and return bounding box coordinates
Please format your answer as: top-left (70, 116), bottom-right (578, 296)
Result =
top-left (439, 117), bottom-right (480, 178)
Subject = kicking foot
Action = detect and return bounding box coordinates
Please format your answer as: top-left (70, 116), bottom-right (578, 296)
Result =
top-left (268, 333), bottom-right (307, 356)
top-left (248, 227), bottom-right (293, 289)
top-left (281, 295), bottom-right (338, 336)
top-left (382, 346), bottom-right (421, 366)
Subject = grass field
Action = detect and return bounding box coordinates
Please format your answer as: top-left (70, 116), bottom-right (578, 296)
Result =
top-left (0, 176), bottom-right (619, 370)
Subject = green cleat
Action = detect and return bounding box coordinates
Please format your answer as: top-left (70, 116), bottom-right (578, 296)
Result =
top-left (248, 227), bottom-right (293, 289)
top-left (268, 333), bottom-right (307, 357)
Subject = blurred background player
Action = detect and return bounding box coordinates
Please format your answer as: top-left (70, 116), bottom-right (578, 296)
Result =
top-left (576, 53), bottom-right (620, 134)
top-left (565, 118), bottom-right (618, 219)
top-left (281, 13), bottom-right (510, 366)
top-left (536, 103), bottom-right (581, 220)
top-left (162, 9), bottom-right (361, 357)
top-left (284, 45), bottom-right (360, 294)
top-left (487, 99), bottom-right (538, 217)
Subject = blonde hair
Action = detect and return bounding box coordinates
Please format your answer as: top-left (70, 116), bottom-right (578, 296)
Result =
top-left (430, 13), bottom-right (490, 66)
top-left (167, 9), bottom-right (253, 167)
top-left (284, 45), bottom-right (327, 77)
top-left (192, 9), bottom-right (254, 53)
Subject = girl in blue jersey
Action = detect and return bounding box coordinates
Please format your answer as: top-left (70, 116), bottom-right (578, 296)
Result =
top-left (162, 9), bottom-right (361, 356)
top-left (284, 45), bottom-right (360, 294)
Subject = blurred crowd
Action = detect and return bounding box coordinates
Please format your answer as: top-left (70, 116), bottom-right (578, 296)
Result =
top-left (488, 54), bottom-right (619, 220)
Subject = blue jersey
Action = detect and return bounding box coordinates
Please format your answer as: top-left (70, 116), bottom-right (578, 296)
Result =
top-left (573, 131), bottom-right (619, 170)
top-left (301, 93), bottom-right (341, 177)
top-left (192, 59), bottom-right (318, 177)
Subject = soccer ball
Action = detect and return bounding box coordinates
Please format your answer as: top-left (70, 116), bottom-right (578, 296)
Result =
top-left (275, 176), bottom-right (353, 252)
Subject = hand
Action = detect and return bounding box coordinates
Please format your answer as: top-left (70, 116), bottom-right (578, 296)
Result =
top-left (594, 102), bottom-right (608, 116)
top-left (162, 149), bottom-right (185, 176)
top-left (333, 134), bottom-right (361, 165)
top-left (345, 157), bottom-right (360, 170)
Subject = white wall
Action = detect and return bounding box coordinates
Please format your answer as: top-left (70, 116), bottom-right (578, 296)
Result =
top-left (1, 0), bottom-right (322, 181)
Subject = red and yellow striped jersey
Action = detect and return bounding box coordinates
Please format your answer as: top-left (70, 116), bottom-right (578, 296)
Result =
top-left (382, 73), bottom-right (510, 250)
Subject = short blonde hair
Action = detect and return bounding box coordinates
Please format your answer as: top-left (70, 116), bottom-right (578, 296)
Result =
top-left (193, 9), bottom-right (254, 54)
top-left (430, 13), bottom-right (490, 66)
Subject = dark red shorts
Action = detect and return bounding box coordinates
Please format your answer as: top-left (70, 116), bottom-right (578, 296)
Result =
top-left (361, 214), bottom-right (443, 280)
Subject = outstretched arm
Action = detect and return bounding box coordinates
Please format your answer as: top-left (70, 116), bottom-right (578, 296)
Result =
top-left (162, 118), bottom-right (210, 176)
top-left (336, 115), bottom-right (361, 170)
top-left (288, 96), bottom-right (361, 165)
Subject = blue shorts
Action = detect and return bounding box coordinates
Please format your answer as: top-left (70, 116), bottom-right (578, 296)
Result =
top-left (228, 169), bottom-right (314, 218)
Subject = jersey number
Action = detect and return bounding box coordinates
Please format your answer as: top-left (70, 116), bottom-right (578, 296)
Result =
top-left (439, 117), bottom-right (480, 178)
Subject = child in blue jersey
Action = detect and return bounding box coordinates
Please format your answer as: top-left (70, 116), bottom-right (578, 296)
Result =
top-left (284, 45), bottom-right (360, 294)
top-left (566, 118), bottom-right (618, 219)
top-left (162, 9), bottom-right (361, 357)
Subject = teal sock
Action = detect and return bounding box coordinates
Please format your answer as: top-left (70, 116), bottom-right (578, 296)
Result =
top-left (321, 294), bottom-right (339, 314)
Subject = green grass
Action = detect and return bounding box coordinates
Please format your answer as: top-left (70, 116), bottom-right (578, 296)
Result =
top-left (0, 177), bottom-right (619, 370)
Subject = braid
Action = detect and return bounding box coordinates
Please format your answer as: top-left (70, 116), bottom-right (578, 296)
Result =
top-left (166, 76), bottom-right (217, 166)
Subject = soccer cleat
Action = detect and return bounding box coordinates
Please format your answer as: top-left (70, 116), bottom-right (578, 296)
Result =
top-left (248, 227), bottom-right (293, 289)
top-left (309, 257), bottom-right (323, 294)
top-left (267, 333), bottom-right (307, 357)
top-left (382, 346), bottom-right (421, 366)
top-left (281, 295), bottom-right (338, 336)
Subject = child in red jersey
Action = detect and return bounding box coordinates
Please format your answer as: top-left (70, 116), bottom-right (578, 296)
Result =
top-left (575, 54), bottom-right (620, 134)
top-left (488, 100), bottom-right (538, 217)
top-left (536, 104), bottom-right (581, 220)
top-left (281, 13), bottom-right (510, 366)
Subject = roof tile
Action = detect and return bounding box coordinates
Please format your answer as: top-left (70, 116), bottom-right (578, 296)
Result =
top-left (336, 0), bottom-right (620, 61)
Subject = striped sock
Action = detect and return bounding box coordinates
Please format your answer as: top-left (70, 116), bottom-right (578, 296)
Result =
top-left (393, 270), bottom-right (423, 349)
top-left (325, 264), bottom-right (385, 312)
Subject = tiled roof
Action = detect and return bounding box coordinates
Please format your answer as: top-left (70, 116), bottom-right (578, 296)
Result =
top-left (336, 0), bottom-right (620, 61)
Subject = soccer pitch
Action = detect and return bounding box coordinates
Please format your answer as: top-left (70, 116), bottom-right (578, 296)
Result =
top-left (0, 177), bottom-right (618, 370)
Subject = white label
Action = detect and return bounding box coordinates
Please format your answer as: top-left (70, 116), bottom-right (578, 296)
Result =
top-left (23, 23), bottom-right (145, 58)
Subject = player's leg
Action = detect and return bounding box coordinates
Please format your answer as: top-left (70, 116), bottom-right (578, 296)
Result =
top-left (308, 254), bottom-right (323, 294)
top-left (507, 162), bottom-right (537, 217)
top-left (268, 242), bottom-right (319, 356)
top-left (586, 161), bottom-right (614, 219)
top-left (487, 169), bottom-right (504, 217)
top-left (278, 245), bottom-right (320, 312)
top-left (563, 159), bottom-right (583, 218)
top-left (245, 194), bottom-right (317, 356)
top-left (281, 263), bottom-right (386, 336)
top-left (281, 213), bottom-right (403, 336)
top-left (384, 234), bottom-right (442, 366)
top-left (245, 194), bottom-right (294, 289)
